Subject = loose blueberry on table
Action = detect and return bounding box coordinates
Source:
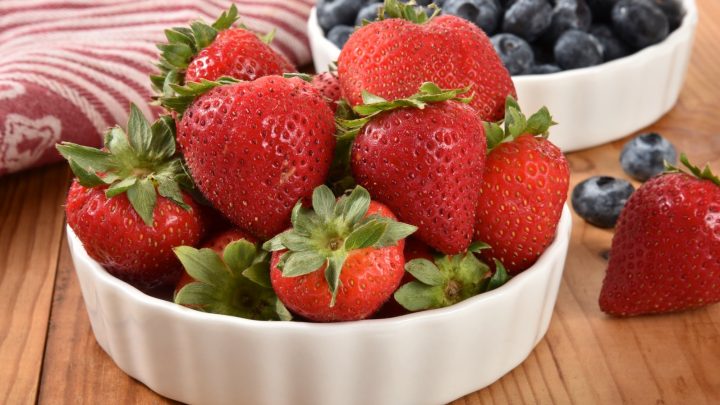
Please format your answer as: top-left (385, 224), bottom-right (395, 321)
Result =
top-left (318, 0), bottom-right (684, 74)
top-left (571, 176), bottom-right (635, 228)
top-left (620, 132), bottom-right (678, 181)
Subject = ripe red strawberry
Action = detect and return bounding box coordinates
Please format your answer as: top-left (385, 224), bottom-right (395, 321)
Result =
top-left (162, 75), bottom-right (337, 240)
top-left (599, 156), bottom-right (720, 317)
top-left (474, 98), bottom-right (569, 274)
top-left (311, 71), bottom-right (342, 112)
top-left (337, 0), bottom-right (515, 122)
top-left (152, 5), bottom-right (295, 96)
top-left (174, 229), bottom-right (290, 320)
top-left (57, 107), bottom-right (206, 290)
top-left (264, 185), bottom-right (417, 322)
top-left (175, 228), bottom-right (256, 294)
top-left (347, 83), bottom-right (486, 254)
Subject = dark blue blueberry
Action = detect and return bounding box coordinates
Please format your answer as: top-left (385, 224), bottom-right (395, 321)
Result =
top-left (356, 3), bottom-right (383, 25)
top-left (443, 0), bottom-right (502, 35)
top-left (544, 0), bottom-right (593, 43)
top-left (491, 33), bottom-right (534, 75)
top-left (327, 25), bottom-right (355, 48)
top-left (572, 176), bottom-right (635, 228)
top-left (317, 0), bottom-right (366, 33)
top-left (586, 0), bottom-right (619, 22)
top-left (620, 132), bottom-right (677, 181)
top-left (649, 0), bottom-right (684, 30)
top-left (612, 0), bottom-right (669, 49)
top-left (531, 63), bottom-right (561, 74)
top-left (502, 0), bottom-right (553, 42)
top-left (589, 24), bottom-right (631, 61)
top-left (418, 0), bottom-right (447, 6)
top-left (553, 29), bottom-right (603, 69)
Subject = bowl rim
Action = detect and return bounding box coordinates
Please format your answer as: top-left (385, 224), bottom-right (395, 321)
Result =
top-left (309, 0), bottom-right (698, 81)
top-left (69, 205), bottom-right (572, 331)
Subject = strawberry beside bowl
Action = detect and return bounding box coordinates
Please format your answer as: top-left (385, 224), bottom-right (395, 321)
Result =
top-left (308, 0), bottom-right (698, 152)
top-left (68, 206), bottom-right (571, 405)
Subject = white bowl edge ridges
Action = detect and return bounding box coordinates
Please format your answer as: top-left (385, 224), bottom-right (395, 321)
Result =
top-left (68, 206), bottom-right (572, 405)
top-left (308, 0), bottom-right (698, 152)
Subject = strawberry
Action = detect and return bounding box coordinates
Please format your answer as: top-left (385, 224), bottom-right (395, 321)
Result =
top-left (599, 155), bottom-right (720, 317)
top-left (264, 185), bottom-right (417, 322)
top-left (57, 106), bottom-right (206, 290)
top-left (394, 242), bottom-right (510, 312)
top-left (345, 83), bottom-right (486, 254)
top-left (311, 71), bottom-right (342, 113)
top-left (174, 228), bottom-right (256, 294)
top-left (337, 0), bottom-right (516, 122)
top-left (474, 98), bottom-right (569, 274)
top-left (160, 75), bottom-right (337, 240)
top-left (151, 5), bottom-right (295, 97)
top-left (174, 229), bottom-right (290, 321)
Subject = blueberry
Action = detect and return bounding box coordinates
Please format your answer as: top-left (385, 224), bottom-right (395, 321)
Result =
top-left (327, 25), bottom-right (355, 48)
top-left (356, 3), bottom-right (383, 25)
top-left (443, 0), bottom-right (502, 35)
top-left (491, 33), bottom-right (534, 75)
top-left (612, 0), bottom-right (669, 49)
top-left (554, 29), bottom-right (603, 70)
top-left (531, 63), bottom-right (561, 74)
top-left (589, 24), bottom-right (631, 61)
top-left (620, 132), bottom-right (677, 181)
top-left (572, 176), bottom-right (635, 228)
top-left (586, 0), bottom-right (619, 22)
top-left (649, 0), bottom-right (684, 30)
top-left (502, 0), bottom-right (553, 42)
top-left (544, 0), bottom-right (593, 43)
top-left (317, 0), bottom-right (366, 33)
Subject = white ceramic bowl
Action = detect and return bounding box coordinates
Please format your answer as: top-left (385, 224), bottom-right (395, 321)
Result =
top-left (68, 206), bottom-right (571, 405)
top-left (308, 0), bottom-right (698, 152)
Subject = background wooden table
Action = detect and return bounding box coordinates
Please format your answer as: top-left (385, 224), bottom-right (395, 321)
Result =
top-left (2, 0), bottom-right (719, 403)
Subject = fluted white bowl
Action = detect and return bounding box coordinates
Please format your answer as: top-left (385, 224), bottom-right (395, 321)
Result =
top-left (308, 0), bottom-right (698, 152)
top-left (67, 205), bottom-right (571, 405)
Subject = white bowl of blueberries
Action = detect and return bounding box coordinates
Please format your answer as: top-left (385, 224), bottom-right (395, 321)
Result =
top-left (308, 0), bottom-right (697, 152)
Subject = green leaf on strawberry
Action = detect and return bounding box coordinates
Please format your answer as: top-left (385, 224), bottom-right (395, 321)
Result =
top-left (174, 240), bottom-right (291, 321)
top-left (485, 96), bottom-right (557, 150)
top-left (56, 104), bottom-right (193, 226)
top-left (158, 76), bottom-right (240, 118)
top-left (379, 0), bottom-right (441, 24)
top-left (263, 185), bottom-right (417, 306)
top-left (337, 82), bottom-right (473, 141)
top-left (394, 249), bottom-right (510, 311)
top-left (665, 153), bottom-right (720, 186)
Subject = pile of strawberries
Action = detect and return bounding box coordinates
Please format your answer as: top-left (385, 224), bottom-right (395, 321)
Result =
top-left (58, 1), bottom-right (571, 322)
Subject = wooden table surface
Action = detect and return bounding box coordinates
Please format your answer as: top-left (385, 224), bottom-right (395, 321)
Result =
top-left (2, 1), bottom-right (720, 403)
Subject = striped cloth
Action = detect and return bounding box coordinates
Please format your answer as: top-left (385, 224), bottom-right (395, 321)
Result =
top-left (0, 0), bottom-right (315, 175)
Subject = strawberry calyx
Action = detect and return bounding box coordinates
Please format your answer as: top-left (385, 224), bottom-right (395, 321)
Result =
top-left (394, 242), bottom-right (510, 311)
top-left (378, 0), bottom-right (440, 24)
top-left (158, 76), bottom-right (240, 118)
top-left (484, 96), bottom-right (556, 151)
top-left (263, 185), bottom-right (417, 306)
top-left (56, 105), bottom-right (192, 226)
top-left (664, 153), bottom-right (720, 186)
top-left (174, 240), bottom-right (291, 320)
top-left (151, 5), bottom-right (275, 99)
top-left (337, 82), bottom-right (472, 139)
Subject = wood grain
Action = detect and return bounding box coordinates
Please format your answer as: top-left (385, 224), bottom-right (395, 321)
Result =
top-left (0, 0), bottom-right (717, 404)
top-left (0, 164), bottom-right (69, 404)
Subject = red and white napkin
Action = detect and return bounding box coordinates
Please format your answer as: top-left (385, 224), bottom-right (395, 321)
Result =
top-left (0, 0), bottom-right (315, 175)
